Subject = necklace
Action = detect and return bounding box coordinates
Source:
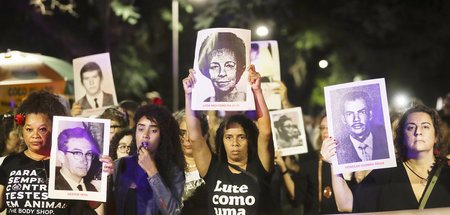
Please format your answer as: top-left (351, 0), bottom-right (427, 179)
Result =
top-left (404, 162), bottom-right (428, 186)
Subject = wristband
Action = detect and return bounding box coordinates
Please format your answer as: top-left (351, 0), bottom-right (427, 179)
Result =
top-left (282, 170), bottom-right (289, 175)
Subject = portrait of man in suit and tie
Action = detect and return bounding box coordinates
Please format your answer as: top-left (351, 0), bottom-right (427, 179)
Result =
top-left (77, 62), bottom-right (114, 109)
top-left (336, 91), bottom-right (389, 164)
top-left (55, 127), bottom-right (101, 192)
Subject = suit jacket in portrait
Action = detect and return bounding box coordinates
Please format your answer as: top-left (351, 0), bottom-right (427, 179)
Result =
top-left (55, 167), bottom-right (98, 192)
top-left (336, 125), bottom-right (389, 164)
top-left (77, 91), bottom-right (114, 109)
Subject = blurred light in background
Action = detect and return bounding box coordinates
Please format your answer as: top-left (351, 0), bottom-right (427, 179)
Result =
top-left (256, 26), bottom-right (269, 37)
top-left (319, 59), bottom-right (328, 69)
top-left (353, 75), bottom-right (363, 82)
top-left (394, 93), bottom-right (409, 110)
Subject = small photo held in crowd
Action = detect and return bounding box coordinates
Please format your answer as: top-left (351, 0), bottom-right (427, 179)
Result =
top-left (324, 78), bottom-right (396, 174)
top-left (251, 40), bottom-right (282, 110)
top-left (48, 116), bottom-right (110, 202)
top-left (73, 53), bottom-right (118, 117)
top-left (191, 28), bottom-right (254, 111)
top-left (270, 107), bottom-right (308, 156)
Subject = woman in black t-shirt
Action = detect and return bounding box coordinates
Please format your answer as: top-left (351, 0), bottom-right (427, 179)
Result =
top-left (183, 65), bottom-right (276, 215)
top-left (0, 91), bottom-right (114, 215)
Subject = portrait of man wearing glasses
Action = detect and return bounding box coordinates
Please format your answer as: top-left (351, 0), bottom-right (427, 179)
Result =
top-left (55, 127), bottom-right (101, 192)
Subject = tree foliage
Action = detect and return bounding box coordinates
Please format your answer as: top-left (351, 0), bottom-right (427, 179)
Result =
top-left (2, 0), bottom-right (449, 112)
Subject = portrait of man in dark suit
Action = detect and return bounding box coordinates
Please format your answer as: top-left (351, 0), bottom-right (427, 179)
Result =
top-left (77, 62), bottom-right (114, 109)
top-left (56, 127), bottom-right (101, 192)
top-left (336, 91), bottom-right (389, 164)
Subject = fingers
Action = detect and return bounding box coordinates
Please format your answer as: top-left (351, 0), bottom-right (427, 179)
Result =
top-left (183, 69), bottom-right (197, 93)
top-left (247, 65), bottom-right (259, 82)
top-left (320, 137), bottom-right (338, 163)
top-left (100, 155), bottom-right (114, 176)
top-left (71, 102), bottom-right (82, 117)
top-left (275, 151), bottom-right (282, 157)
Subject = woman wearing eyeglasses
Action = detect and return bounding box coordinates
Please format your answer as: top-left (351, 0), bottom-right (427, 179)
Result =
top-left (109, 129), bottom-right (134, 161)
top-left (0, 91), bottom-right (114, 215)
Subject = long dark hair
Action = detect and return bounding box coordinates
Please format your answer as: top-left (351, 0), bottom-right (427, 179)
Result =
top-left (133, 105), bottom-right (185, 188)
top-left (394, 105), bottom-right (446, 165)
top-left (215, 114), bottom-right (259, 162)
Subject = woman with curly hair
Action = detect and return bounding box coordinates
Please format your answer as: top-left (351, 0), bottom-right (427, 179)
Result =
top-left (0, 90), bottom-right (114, 215)
top-left (111, 104), bottom-right (185, 215)
top-left (183, 65), bottom-right (276, 215)
top-left (109, 129), bottom-right (134, 161)
top-left (321, 104), bottom-right (450, 212)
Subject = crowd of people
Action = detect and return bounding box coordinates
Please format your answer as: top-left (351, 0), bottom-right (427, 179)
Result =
top-left (0, 67), bottom-right (449, 215)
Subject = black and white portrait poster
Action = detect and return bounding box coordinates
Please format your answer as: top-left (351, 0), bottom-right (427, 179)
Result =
top-left (49, 116), bottom-right (110, 202)
top-left (191, 28), bottom-right (254, 111)
top-left (73, 53), bottom-right (118, 117)
top-left (251, 40), bottom-right (282, 110)
top-left (270, 107), bottom-right (308, 156)
top-left (324, 78), bottom-right (396, 174)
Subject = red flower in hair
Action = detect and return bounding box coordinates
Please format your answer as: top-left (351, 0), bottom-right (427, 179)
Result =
top-left (434, 149), bottom-right (439, 155)
top-left (15, 114), bottom-right (25, 125)
top-left (152, 97), bottom-right (162, 105)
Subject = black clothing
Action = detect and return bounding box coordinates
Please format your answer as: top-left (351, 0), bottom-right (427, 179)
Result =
top-left (353, 162), bottom-right (450, 212)
top-left (292, 154), bottom-right (339, 215)
top-left (203, 155), bottom-right (273, 215)
top-left (0, 152), bottom-right (97, 215)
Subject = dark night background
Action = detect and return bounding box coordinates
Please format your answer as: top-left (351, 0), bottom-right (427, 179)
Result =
top-left (1, 0), bottom-right (449, 116)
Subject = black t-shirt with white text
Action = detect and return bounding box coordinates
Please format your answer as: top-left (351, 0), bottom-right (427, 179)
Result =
top-left (0, 152), bottom-right (70, 215)
top-left (204, 155), bottom-right (271, 215)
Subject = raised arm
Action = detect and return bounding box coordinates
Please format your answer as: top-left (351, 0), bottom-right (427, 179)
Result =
top-left (248, 65), bottom-right (272, 172)
top-left (274, 151), bottom-right (295, 200)
top-left (183, 69), bottom-right (212, 177)
top-left (320, 137), bottom-right (353, 212)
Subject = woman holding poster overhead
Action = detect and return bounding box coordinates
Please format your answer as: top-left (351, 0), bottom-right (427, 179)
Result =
top-left (321, 105), bottom-right (450, 212)
top-left (183, 65), bottom-right (276, 215)
top-left (0, 91), bottom-right (114, 215)
top-left (198, 31), bottom-right (247, 102)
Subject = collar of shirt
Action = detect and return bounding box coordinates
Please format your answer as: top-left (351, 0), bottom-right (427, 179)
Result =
top-left (60, 168), bottom-right (87, 191)
top-left (86, 91), bottom-right (104, 108)
top-left (350, 132), bottom-right (373, 161)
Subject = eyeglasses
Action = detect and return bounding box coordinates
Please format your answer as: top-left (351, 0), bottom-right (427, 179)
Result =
top-left (118, 145), bottom-right (131, 153)
top-left (65, 151), bottom-right (96, 160)
top-left (110, 125), bottom-right (123, 131)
